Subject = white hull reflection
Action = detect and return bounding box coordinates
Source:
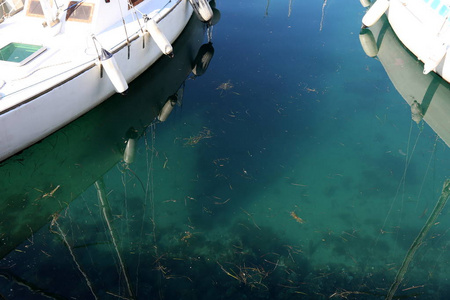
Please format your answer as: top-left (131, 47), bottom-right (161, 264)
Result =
top-left (0, 14), bottom-right (216, 259)
top-left (360, 15), bottom-right (450, 149)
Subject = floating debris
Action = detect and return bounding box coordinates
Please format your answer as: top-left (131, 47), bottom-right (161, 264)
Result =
top-left (290, 211), bottom-right (305, 224)
top-left (217, 80), bottom-right (233, 90)
top-left (184, 128), bottom-right (213, 146)
top-left (216, 80), bottom-right (234, 95)
top-left (319, 0), bottom-right (328, 31)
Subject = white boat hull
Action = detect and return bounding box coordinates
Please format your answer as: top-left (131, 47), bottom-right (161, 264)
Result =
top-left (0, 0), bottom-right (194, 162)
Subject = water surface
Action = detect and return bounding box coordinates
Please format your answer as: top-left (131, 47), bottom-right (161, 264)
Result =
top-left (1, 1), bottom-right (450, 299)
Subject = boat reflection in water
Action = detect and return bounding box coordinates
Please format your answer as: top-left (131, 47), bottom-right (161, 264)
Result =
top-left (360, 15), bottom-right (450, 148)
top-left (360, 15), bottom-right (450, 300)
top-left (0, 8), bottom-right (218, 299)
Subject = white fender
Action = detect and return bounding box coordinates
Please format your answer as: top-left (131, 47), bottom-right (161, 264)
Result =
top-left (189, 0), bottom-right (213, 23)
top-left (362, 0), bottom-right (389, 27)
top-left (359, 28), bottom-right (378, 57)
top-left (100, 49), bottom-right (128, 94)
top-left (147, 19), bottom-right (173, 56)
top-left (360, 0), bottom-right (371, 8)
top-left (123, 138), bottom-right (136, 164)
top-left (192, 42), bottom-right (214, 77)
top-left (158, 98), bottom-right (177, 122)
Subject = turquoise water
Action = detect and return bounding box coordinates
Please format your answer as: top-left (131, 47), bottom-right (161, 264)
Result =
top-left (1, 1), bottom-right (450, 299)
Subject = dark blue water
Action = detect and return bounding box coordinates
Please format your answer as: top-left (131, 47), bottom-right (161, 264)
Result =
top-left (1, 1), bottom-right (450, 299)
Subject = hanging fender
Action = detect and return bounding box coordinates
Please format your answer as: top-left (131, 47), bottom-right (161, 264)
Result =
top-left (192, 42), bottom-right (214, 77)
top-left (362, 0), bottom-right (389, 27)
top-left (360, 0), bottom-right (371, 8)
top-left (99, 49), bottom-right (128, 94)
top-left (158, 96), bottom-right (178, 122)
top-left (146, 19), bottom-right (173, 57)
top-left (123, 138), bottom-right (136, 164)
top-left (189, 0), bottom-right (213, 23)
top-left (359, 28), bottom-right (378, 58)
top-left (123, 128), bottom-right (138, 164)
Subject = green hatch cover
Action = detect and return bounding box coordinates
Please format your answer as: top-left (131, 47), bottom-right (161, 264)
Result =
top-left (0, 42), bottom-right (46, 66)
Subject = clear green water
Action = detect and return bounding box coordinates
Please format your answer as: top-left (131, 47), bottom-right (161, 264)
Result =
top-left (1, 1), bottom-right (450, 299)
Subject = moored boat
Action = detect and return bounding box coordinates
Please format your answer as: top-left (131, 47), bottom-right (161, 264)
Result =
top-left (0, 0), bottom-right (213, 162)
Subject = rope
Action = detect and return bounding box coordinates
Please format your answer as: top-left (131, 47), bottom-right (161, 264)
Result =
top-left (116, 0), bottom-right (131, 58)
top-left (127, 0), bottom-right (145, 36)
top-left (64, 0), bottom-right (85, 12)
top-left (95, 180), bottom-right (134, 299)
top-left (375, 120), bottom-right (419, 247)
top-left (52, 216), bottom-right (98, 299)
top-left (135, 123), bottom-right (157, 293)
top-left (416, 134), bottom-right (439, 209)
